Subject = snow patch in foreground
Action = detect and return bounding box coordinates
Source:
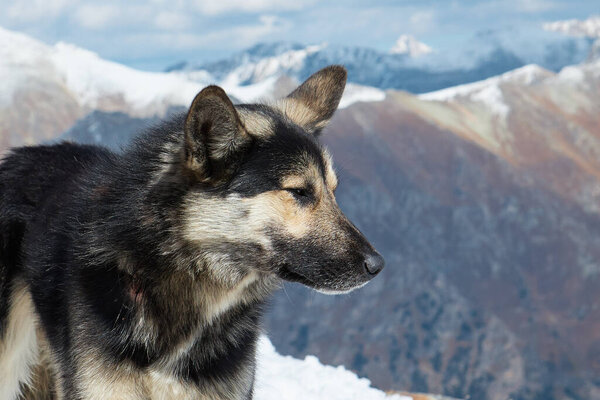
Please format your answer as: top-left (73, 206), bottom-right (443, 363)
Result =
top-left (255, 336), bottom-right (408, 400)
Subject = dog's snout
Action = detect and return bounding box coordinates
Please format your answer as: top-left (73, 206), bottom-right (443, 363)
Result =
top-left (363, 253), bottom-right (385, 276)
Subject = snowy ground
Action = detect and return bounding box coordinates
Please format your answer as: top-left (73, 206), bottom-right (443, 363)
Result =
top-left (255, 336), bottom-right (409, 400)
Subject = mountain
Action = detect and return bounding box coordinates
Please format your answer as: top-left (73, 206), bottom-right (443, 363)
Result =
top-left (168, 26), bottom-right (593, 94)
top-left (0, 26), bottom-right (382, 156)
top-left (3, 26), bottom-right (600, 400)
top-left (390, 35), bottom-right (433, 57)
top-left (0, 26), bottom-right (204, 154)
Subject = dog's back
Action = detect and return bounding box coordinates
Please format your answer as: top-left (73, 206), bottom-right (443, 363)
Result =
top-left (0, 143), bottom-right (111, 398)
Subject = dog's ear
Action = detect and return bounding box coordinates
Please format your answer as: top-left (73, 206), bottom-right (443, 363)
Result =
top-left (183, 86), bottom-right (251, 184)
top-left (278, 65), bottom-right (347, 135)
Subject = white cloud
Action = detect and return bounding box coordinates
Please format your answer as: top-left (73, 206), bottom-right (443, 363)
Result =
top-left (74, 4), bottom-right (121, 30)
top-left (517, 0), bottom-right (558, 12)
top-left (154, 11), bottom-right (192, 30)
top-left (121, 14), bottom-right (289, 54)
top-left (409, 10), bottom-right (436, 34)
top-left (5, 0), bottom-right (72, 22)
top-left (193, 0), bottom-right (315, 16)
top-left (543, 15), bottom-right (600, 38)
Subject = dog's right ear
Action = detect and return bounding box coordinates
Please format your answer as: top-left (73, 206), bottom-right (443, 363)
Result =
top-left (183, 86), bottom-right (251, 184)
top-left (277, 65), bottom-right (347, 135)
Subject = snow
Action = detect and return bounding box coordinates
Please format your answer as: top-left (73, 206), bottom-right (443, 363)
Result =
top-left (469, 84), bottom-right (509, 117)
top-left (0, 26), bottom-right (51, 105)
top-left (255, 336), bottom-right (409, 400)
top-left (219, 75), bottom-right (385, 109)
top-left (212, 44), bottom-right (325, 86)
top-left (223, 76), bottom-right (280, 103)
top-left (543, 15), bottom-right (600, 38)
top-left (49, 42), bottom-right (203, 111)
top-left (0, 26), bottom-right (203, 111)
top-left (0, 26), bottom-right (384, 114)
top-left (390, 35), bottom-right (433, 58)
top-left (339, 83), bottom-right (386, 109)
top-left (419, 64), bottom-right (551, 117)
top-left (557, 65), bottom-right (586, 84)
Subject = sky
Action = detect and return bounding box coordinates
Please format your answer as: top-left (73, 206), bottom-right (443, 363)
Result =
top-left (1, 0), bottom-right (598, 71)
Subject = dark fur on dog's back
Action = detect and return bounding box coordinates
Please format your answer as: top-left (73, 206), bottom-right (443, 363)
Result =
top-left (0, 66), bottom-right (384, 399)
top-left (0, 143), bottom-right (111, 328)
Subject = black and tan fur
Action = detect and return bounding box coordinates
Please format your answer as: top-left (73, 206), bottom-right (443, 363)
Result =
top-left (0, 66), bottom-right (384, 399)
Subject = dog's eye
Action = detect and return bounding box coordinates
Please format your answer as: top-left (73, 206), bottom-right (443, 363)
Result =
top-left (285, 188), bottom-right (310, 199)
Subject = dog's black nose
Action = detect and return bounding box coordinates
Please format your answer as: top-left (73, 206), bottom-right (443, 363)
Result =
top-left (364, 253), bottom-right (385, 276)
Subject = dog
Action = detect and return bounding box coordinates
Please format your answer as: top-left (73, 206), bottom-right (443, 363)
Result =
top-left (0, 65), bottom-right (384, 399)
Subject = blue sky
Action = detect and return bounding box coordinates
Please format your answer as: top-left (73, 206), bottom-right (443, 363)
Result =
top-left (1, 0), bottom-right (598, 70)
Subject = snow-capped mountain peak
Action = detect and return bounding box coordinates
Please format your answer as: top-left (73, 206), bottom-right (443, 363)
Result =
top-left (216, 42), bottom-right (326, 87)
top-left (390, 35), bottom-right (433, 57)
top-left (0, 25), bottom-right (202, 113)
top-left (0, 25), bottom-right (386, 152)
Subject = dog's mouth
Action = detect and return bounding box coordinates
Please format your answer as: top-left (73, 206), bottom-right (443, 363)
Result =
top-left (277, 265), bottom-right (315, 287)
top-left (277, 264), bottom-right (368, 294)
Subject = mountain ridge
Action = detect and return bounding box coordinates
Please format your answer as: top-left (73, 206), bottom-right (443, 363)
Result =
top-left (168, 26), bottom-right (594, 94)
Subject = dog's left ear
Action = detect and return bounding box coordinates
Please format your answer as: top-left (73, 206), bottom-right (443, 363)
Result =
top-left (278, 65), bottom-right (347, 135)
top-left (184, 85), bottom-right (251, 184)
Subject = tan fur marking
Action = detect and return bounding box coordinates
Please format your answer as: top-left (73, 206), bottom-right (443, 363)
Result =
top-left (276, 98), bottom-right (325, 131)
top-left (201, 271), bottom-right (259, 323)
top-left (322, 149), bottom-right (338, 191)
top-left (0, 282), bottom-right (39, 400)
top-left (183, 193), bottom-right (273, 285)
top-left (145, 370), bottom-right (204, 400)
top-left (281, 175), bottom-right (308, 190)
top-left (237, 163), bottom-right (329, 240)
top-left (247, 191), bottom-right (313, 238)
top-left (19, 331), bottom-right (57, 399)
top-left (237, 108), bottom-right (275, 138)
top-left (75, 351), bottom-right (146, 400)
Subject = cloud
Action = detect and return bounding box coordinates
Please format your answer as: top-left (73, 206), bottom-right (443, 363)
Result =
top-left (154, 11), bottom-right (192, 30)
top-left (5, 0), bottom-right (72, 22)
top-left (115, 13), bottom-right (289, 58)
top-left (409, 10), bottom-right (436, 34)
top-left (74, 4), bottom-right (121, 30)
top-left (193, 0), bottom-right (316, 16)
top-left (517, 0), bottom-right (559, 12)
top-left (1, 0), bottom-right (594, 71)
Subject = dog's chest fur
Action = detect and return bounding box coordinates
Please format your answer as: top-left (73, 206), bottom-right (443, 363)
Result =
top-left (70, 278), bottom-right (266, 400)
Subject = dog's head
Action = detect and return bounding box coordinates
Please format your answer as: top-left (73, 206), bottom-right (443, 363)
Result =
top-left (180, 66), bottom-right (383, 293)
